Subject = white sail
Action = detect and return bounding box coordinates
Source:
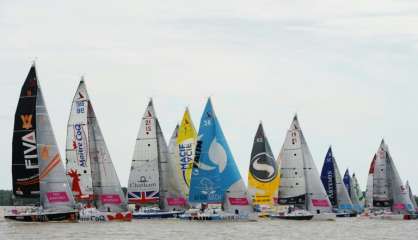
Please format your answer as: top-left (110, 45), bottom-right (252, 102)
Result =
top-left (155, 119), bottom-right (169, 210)
top-left (351, 173), bottom-right (364, 212)
top-left (384, 143), bottom-right (414, 214)
top-left (365, 155), bottom-right (376, 209)
top-left (277, 116), bottom-right (306, 206)
top-left (84, 87), bottom-right (127, 212)
top-left (373, 140), bottom-right (414, 214)
top-left (299, 121), bottom-right (332, 213)
top-left (127, 100), bottom-right (160, 205)
top-left (66, 79), bottom-right (93, 201)
top-left (406, 181), bottom-right (418, 212)
top-left (373, 141), bottom-right (392, 209)
top-left (278, 115), bottom-right (331, 213)
top-left (332, 157), bottom-right (353, 210)
top-left (348, 174), bottom-right (362, 212)
top-left (163, 125), bottom-right (188, 210)
top-left (36, 85), bottom-right (76, 211)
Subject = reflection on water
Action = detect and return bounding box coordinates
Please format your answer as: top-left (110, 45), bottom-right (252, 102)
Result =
top-left (1, 207), bottom-right (417, 240)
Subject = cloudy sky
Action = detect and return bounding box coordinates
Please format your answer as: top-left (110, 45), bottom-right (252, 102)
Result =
top-left (1, 1), bottom-right (418, 192)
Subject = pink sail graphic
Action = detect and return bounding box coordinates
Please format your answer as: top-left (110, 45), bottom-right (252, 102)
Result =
top-left (47, 192), bottom-right (70, 203)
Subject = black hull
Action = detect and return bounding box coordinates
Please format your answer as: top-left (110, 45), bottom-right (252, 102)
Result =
top-left (133, 211), bottom-right (183, 219)
top-left (336, 212), bottom-right (358, 218)
top-left (271, 215), bottom-right (313, 220)
top-left (5, 211), bottom-right (78, 222)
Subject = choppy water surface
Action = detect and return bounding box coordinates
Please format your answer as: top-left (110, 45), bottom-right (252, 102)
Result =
top-left (0, 208), bottom-right (416, 240)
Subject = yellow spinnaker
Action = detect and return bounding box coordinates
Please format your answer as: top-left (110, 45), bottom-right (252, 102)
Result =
top-left (176, 108), bottom-right (197, 197)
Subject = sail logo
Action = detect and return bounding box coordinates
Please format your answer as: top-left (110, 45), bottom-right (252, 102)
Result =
top-left (145, 119), bottom-right (152, 133)
top-left (73, 124), bottom-right (88, 167)
top-left (196, 138), bottom-right (227, 173)
top-left (76, 101), bottom-right (85, 114)
top-left (197, 178), bottom-right (221, 200)
top-left (40, 145), bottom-right (49, 160)
top-left (179, 142), bottom-right (194, 186)
top-left (250, 152), bottom-right (277, 182)
top-left (20, 114), bottom-right (33, 130)
top-left (327, 170), bottom-right (335, 199)
top-left (22, 131), bottom-right (38, 169)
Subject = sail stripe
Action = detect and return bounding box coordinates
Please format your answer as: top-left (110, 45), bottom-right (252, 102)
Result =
top-left (39, 153), bottom-right (61, 180)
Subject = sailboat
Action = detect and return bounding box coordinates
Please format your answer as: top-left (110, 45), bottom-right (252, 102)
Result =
top-left (320, 147), bottom-right (356, 217)
top-left (272, 115), bottom-right (335, 221)
top-left (364, 154), bottom-right (376, 211)
top-left (162, 108), bottom-right (197, 211)
top-left (247, 122), bottom-right (280, 217)
top-left (66, 78), bottom-right (131, 221)
top-left (406, 181), bottom-right (418, 214)
top-left (343, 169), bottom-right (363, 214)
top-left (5, 64), bottom-right (78, 222)
top-left (368, 140), bottom-right (415, 220)
top-left (180, 98), bottom-right (253, 221)
top-left (352, 173), bottom-right (365, 211)
top-left (127, 100), bottom-right (184, 219)
top-left (176, 108), bottom-right (197, 201)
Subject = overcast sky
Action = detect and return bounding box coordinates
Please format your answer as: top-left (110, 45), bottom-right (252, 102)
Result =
top-left (1, 1), bottom-right (418, 193)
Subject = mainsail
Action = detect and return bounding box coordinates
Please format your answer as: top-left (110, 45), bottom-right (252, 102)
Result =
top-left (372, 140), bottom-right (414, 214)
top-left (13, 64), bottom-right (75, 211)
top-left (66, 78), bottom-right (93, 201)
top-left (163, 125), bottom-right (188, 210)
top-left (67, 79), bottom-right (127, 212)
top-left (365, 155), bottom-right (376, 209)
top-left (277, 115), bottom-right (332, 213)
top-left (128, 100), bottom-right (160, 205)
top-left (320, 147), bottom-right (353, 211)
top-left (343, 169), bottom-right (362, 213)
top-left (12, 65), bottom-right (40, 203)
top-left (176, 108), bottom-right (197, 198)
top-left (189, 98), bottom-right (251, 213)
top-left (248, 123), bottom-right (280, 206)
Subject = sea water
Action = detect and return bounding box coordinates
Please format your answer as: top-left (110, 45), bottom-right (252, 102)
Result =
top-left (0, 208), bottom-right (416, 240)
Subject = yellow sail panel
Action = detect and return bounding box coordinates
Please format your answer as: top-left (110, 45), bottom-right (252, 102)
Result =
top-left (248, 123), bottom-right (280, 206)
top-left (176, 108), bottom-right (197, 196)
top-left (248, 173), bottom-right (280, 206)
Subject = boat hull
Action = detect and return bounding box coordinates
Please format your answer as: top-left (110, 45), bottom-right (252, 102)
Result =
top-left (132, 211), bottom-right (184, 219)
top-left (79, 209), bottom-right (132, 222)
top-left (270, 215), bottom-right (313, 220)
top-left (179, 214), bottom-right (246, 221)
top-left (336, 212), bottom-right (358, 218)
top-left (368, 214), bottom-right (416, 220)
top-left (4, 211), bottom-right (78, 222)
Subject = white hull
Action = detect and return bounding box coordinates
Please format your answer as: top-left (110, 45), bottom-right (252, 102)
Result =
top-left (179, 209), bottom-right (252, 221)
top-left (79, 208), bottom-right (132, 222)
top-left (368, 213), bottom-right (413, 220)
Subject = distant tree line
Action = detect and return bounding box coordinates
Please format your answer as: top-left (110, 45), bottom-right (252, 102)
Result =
top-left (0, 190), bottom-right (13, 206)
